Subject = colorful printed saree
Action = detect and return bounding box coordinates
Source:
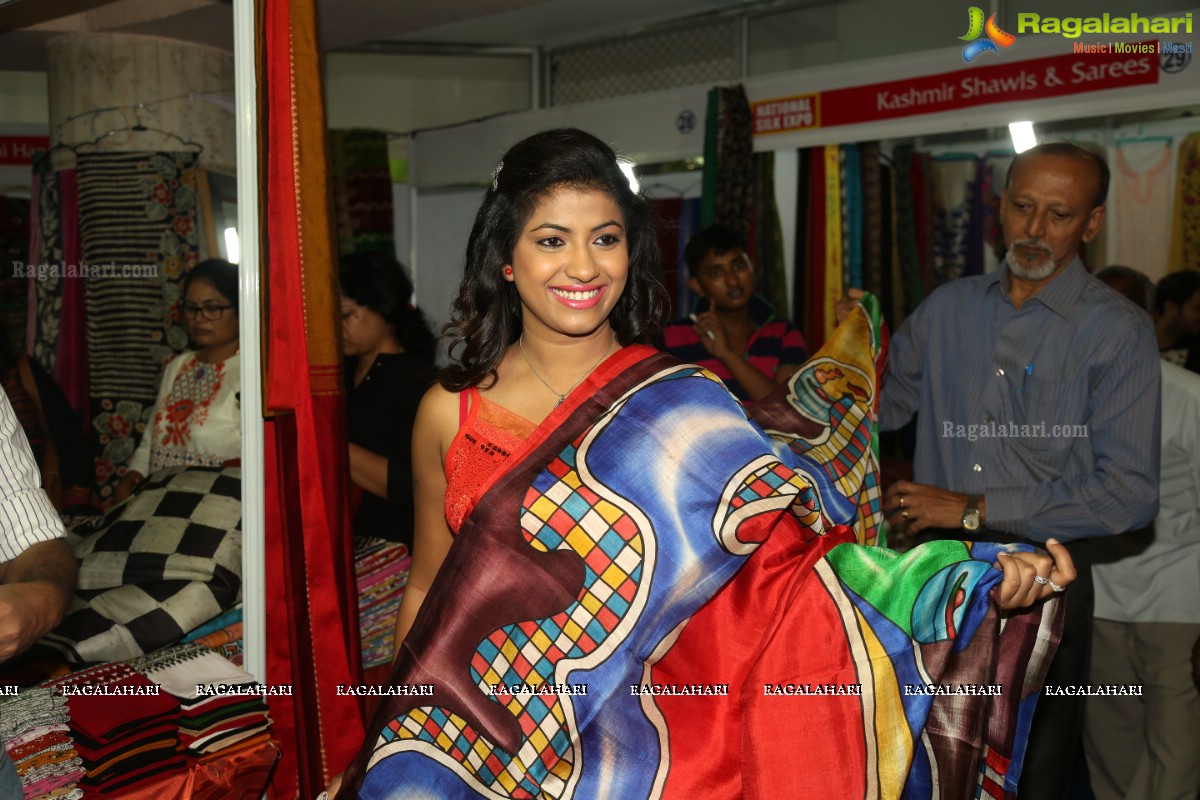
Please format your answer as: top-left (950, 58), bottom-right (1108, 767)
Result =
top-left (338, 307), bottom-right (1063, 800)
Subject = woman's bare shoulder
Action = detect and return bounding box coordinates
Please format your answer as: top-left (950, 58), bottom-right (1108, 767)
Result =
top-left (415, 382), bottom-right (462, 443)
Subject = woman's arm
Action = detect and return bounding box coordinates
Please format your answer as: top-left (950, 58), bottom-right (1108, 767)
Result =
top-left (347, 444), bottom-right (389, 498)
top-left (391, 385), bottom-right (458, 660)
top-left (349, 371), bottom-right (430, 504)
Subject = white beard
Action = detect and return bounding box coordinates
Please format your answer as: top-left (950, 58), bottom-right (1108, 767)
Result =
top-left (1004, 243), bottom-right (1057, 281)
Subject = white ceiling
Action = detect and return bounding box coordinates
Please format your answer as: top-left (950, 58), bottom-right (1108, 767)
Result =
top-left (0, 0), bottom-right (759, 71)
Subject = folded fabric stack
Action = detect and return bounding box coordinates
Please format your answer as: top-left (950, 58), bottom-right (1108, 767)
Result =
top-left (136, 643), bottom-right (273, 755)
top-left (183, 606), bottom-right (245, 665)
top-left (192, 620), bottom-right (244, 665)
top-left (354, 536), bottom-right (411, 668)
top-left (47, 665), bottom-right (186, 795)
top-left (2, 644), bottom-right (273, 798)
top-left (0, 687), bottom-right (84, 799)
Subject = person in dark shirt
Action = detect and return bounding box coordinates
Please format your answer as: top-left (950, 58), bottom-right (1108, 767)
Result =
top-left (659, 224), bottom-right (806, 403)
top-left (340, 252), bottom-right (437, 546)
top-left (1154, 269), bottom-right (1200, 374)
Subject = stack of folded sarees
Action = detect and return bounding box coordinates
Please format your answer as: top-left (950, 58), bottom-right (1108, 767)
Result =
top-left (137, 644), bottom-right (273, 755)
top-left (354, 536), bottom-right (410, 668)
top-left (0, 687), bottom-right (84, 799)
top-left (47, 665), bottom-right (185, 794)
top-left (3, 643), bottom-right (275, 798)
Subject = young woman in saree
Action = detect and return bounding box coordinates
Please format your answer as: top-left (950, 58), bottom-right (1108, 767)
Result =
top-left (332, 129), bottom-right (1075, 800)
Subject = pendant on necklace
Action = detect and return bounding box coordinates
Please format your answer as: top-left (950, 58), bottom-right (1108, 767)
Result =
top-left (555, 395), bottom-right (565, 408)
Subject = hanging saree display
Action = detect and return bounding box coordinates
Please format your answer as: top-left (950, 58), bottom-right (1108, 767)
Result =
top-left (76, 151), bottom-right (201, 499)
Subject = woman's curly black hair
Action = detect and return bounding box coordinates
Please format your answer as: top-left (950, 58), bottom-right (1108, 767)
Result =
top-left (439, 128), bottom-right (666, 391)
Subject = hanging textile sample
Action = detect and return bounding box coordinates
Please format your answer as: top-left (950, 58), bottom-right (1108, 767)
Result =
top-left (27, 161), bottom-right (90, 426)
top-left (807, 147), bottom-right (827, 349)
top-left (841, 143), bottom-right (863, 294)
top-left (1113, 139), bottom-right (1174, 277)
top-left (755, 150), bottom-right (790, 318)
top-left (1169, 131), bottom-right (1200, 272)
top-left (893, 145), bottom-right (926, 316)
top-left (981, 152), bottom-right (1014, 274)
top-left (791, 148), bottom-right (811, 346)
top-left (881, 156), bottom-right (906, 330)
top-left (76, 151), bottom-right (201, 499)
top-left (859, 143), bottom-right (886, 300)
top-left (930, 154), bottom-right (983, 285)
top-left (328, 128), bottom-right (396, 259)
top-left (701, 85), bottom-right (754, 236)
top-left (822, 145), bottom-right (843, 345)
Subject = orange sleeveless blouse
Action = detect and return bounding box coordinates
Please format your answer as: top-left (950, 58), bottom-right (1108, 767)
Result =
top-left (443, 387), bottom-right (537, 534)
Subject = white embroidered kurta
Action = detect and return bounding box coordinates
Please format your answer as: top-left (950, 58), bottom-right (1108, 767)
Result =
top-left (128, 352), bottom-right (241, 477)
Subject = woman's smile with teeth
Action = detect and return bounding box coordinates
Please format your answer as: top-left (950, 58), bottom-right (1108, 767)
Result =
top-left (551, 287), bottom-right (601, 299)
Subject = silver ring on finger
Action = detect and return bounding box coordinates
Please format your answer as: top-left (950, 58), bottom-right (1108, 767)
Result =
top-left (1033, 575), bottom-right (1050, 586)
top-left (1049, 581), bottom-right (1065, 592)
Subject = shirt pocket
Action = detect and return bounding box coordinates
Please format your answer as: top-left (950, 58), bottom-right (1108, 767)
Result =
top-left (1019, 376), bottom-right (1085, 455)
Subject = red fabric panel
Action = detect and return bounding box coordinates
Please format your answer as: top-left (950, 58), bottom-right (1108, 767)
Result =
top-left (654, 522), bottom-right (867, 799)
top-left (261, 0), bottom-right (363, 795)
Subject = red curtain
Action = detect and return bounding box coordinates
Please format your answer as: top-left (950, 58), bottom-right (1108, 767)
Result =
top-left (259, 0), bottom-right (364, 795)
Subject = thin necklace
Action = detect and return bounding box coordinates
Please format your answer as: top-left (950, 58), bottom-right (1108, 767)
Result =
top-left (519, 332), bottom-right (616, 408)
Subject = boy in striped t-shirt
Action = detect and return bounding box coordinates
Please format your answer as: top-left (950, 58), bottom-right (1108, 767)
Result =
top-left (660, 224), bottom-right (807, 403)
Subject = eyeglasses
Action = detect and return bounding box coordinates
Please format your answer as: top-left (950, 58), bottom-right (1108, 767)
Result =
top-left (182, 303), bottom-right (234, 320)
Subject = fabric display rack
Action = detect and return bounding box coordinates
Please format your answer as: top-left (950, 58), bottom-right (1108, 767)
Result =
top-left (785, 121), bottom-right (1200, 353)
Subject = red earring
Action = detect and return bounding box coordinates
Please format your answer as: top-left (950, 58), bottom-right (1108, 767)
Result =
top-left (504, 266), bottom-right (513, 277)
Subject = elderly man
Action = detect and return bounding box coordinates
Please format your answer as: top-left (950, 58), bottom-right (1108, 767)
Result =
top-left (876, 143), bottom-right (1161, 800)
top-left (0, 387), bottom-right (78, 794)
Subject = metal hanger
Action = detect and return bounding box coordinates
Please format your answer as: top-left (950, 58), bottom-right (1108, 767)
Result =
top-left (77, 105), bottom-right (204, 154)
top-left (78, 124), bottom-right (204, 154)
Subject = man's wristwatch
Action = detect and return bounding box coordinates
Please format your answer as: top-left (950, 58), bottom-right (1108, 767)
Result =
top-left (961, 495), bottom-right (982, 533)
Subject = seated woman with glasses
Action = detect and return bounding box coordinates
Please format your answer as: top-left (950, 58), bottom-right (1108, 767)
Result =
top-left (112, 258), bottom-right (241, 504)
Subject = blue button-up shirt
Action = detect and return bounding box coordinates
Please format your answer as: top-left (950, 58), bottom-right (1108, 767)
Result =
top-left (880, 258), bottom-right (1161, 542)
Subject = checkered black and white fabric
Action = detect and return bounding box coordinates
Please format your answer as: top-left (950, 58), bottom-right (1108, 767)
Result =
top-left (38, 466), bottom-right (242, 664)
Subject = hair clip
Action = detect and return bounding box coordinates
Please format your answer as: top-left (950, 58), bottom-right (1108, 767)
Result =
top-left (491, 161), bottom-right (504, 191)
